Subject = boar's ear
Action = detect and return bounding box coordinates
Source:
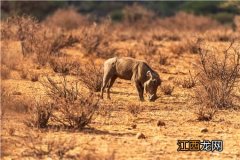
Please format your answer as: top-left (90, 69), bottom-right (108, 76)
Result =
top-left (146, 71), bottom-right (153, 79)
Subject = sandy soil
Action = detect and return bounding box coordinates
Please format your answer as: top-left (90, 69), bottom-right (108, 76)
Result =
top-left (1, 41), bottom-right (240, 160)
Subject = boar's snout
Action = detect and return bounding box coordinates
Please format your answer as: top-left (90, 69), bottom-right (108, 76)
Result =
top-left (148, 94), bottom-right (157, 102)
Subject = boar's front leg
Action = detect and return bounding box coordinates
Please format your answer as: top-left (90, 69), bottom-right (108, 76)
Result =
top-left (135, 81), bottom-right (144, 101)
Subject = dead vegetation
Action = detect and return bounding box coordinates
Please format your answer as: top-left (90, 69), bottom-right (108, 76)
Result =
top-left (25, 100), bottom-right (53, 128)
top-left (161, 84), bottom-right (174, 95)
top-left (1, 87), bottom-right (10, 117)
top-left (14, 132), bottom-right (115, 159)
top-left (49, 56), bottom-right (80, 75)
top-left (1, 15), bottom-right (79, 66)
top-left (44, 7), bottom-right (89, 30)
top-left (1, 65), bottom-right (11, 79)
top-left (157, 12), bottom-right (219, 32)
top-left (76, 61), bottom-right (103, 92)
top-left (127, 104), bottom-right (143, 117)
top-left (159, 53), bottom-right (169, 65)
top-left (1, 8), bottom-right (240, 159)
top-left (1, 88), bottom-right (30, 114)
top-left (38, 75), bottom-right (100, 130)
top-left (78, 21), bottom-right (115, 58)
top-left (181, 71), bottom-right (197, 89)
top-left (195, 41), bottom-right (240, 120)
top-left (170, 38), bottom-right (201, 56)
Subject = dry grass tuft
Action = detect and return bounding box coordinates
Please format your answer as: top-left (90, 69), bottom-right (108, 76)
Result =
top-left (196, 106), bottom-right (216, 121)
top-left (127, 104), bottom-right (143, 117)
top-left (181, 71), bottom-right (197, 89)
top-left (161, 84), bottom-right (174, 95)
top-left (30, 72), bottom-right (40, 82)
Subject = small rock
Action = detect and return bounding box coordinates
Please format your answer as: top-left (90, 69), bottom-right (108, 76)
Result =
top-left (157, 120), bottom-right (166, 127)
top-left (201, 128), bottom-right (208, 133)
top-left (131, 124), bottom-right (137, 129)
top-left (12, 91), bottom-right (22, 95)
top-left (136, 132), bottom-right (146, 139)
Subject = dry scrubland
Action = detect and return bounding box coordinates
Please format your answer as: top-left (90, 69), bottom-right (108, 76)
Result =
top-left (1, 7), bottom-right (240, 159)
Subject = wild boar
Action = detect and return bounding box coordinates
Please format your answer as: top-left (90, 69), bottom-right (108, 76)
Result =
top-left (101, 57), bottom-right (161, 101)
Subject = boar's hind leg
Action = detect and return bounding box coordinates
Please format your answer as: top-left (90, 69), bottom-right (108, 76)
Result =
top-left (101, 72), bottom-right (113, 99)
top-left (107, 76), bottom-right (117, 99)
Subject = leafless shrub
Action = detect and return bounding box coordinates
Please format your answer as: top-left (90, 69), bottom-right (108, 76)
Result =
top-left (41, 75), bottom-right (100, 130)
top-left (152, 32), bottom-right (180, 41)
top-left (33, 32), bottom-right (79, 66)
top-left (45, 7), bottom-right (89, 30)
top-left (1, 15), bottom-right (79, 66)
top-left (77, 61), bottom-right (103, 92)
top-left (78, 21), bottom-right (114, 58)
top-left (52, 93), bottom-right (99, 129)
top-left (1, 40), bottom-right (23, 71)
top-left (123, 3), bottom-right (154, 28)
top-left (25, 100), bottom-right (53, 128)
top-left (114, 47), bottom-right (138, 58)
top-left (49, 57), bottom-right (80, 75)
top-left (1, 15), bottom-right (40, 56)
top-left (48, 34), bottom-right (79, 55)
top-left (218, 33), bottom-right (232, 42)
top-left (195, 41), bottom-right (240, 114)
top-left (170, 38), bottom-right (201, 56)
top-left (157, 12), bottom-right (219, 32)
top-left (204, 29), bottom-right (236, 42)
top-left (169, 42), bottom-right (186, 56)
top-left (161, 84), bottom-right (174, 95)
